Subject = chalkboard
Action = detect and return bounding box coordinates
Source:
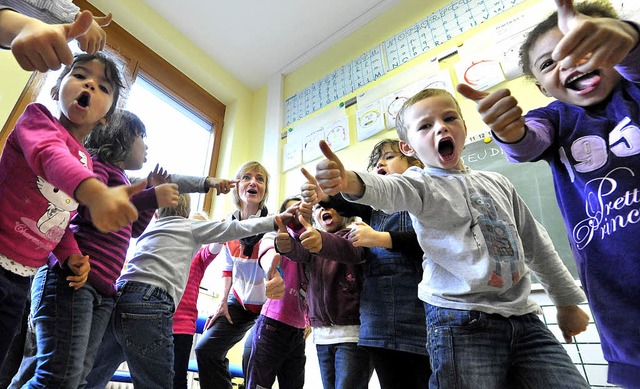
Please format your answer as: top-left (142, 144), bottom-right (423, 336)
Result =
top-left (461, 137), bottom-right (579, 280)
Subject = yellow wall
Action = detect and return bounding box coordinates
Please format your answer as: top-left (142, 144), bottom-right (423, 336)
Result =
top-left (0, 51), bottom-right (32, 127)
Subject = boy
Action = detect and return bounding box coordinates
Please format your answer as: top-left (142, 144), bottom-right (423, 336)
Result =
top-left (313, 87), bottom-right (590, 388)
top-left (457, 0), bottom-right (640, 386)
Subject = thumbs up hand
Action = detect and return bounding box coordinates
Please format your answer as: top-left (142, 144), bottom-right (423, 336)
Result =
top-left (456, 83), bottom-right (526, 143)
top-left (299, 214), bottom-right (322, 253)
top-left (265, 253), bottom-right (285, 300)
top-left (315, 140), bottom-right (365, 197)
top-left (274, 216), bottom-right (292, 254)
top-left (301, 167), bottom-right (328, 205)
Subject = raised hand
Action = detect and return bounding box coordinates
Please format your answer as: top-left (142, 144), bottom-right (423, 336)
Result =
top-left (297, 201), bottom-right (313, 227)
top-left (552, 0), bottom-right (638, 72)
top-left (147, 164), bottom-right (169, 186)
top-left (556, 305), bottom-right (590, 343)
top-left (154, 183), bottom-right (179, 208)
top-left (265, 253), bottom-right (285, 300)
top-left (75, 12), bottom-right (112, 54)
top-left (315, 140), bottom-right (349, 195)
top-left (299, 214), bottom-right (322, 253)
top-left (456, 84), bottom-right (525, 143)
top-left (79, 179), bottom-right (146, 233)
top-left (66, 253), bottom-right (90, 289)
top-left (206, 177), bottom-right (237, 196)
top-left (300, 167), bottom-right (328, 205)
top-left (274, 216), bottom-right (292, 253)
top-left (7, 9), bottom-right (94, 72)
top-left (349, 221), bottom-right (391, 248)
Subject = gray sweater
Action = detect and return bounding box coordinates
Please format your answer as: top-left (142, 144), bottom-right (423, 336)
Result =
top-left (118, 215), bottom-right (276, 304)
top-left (346, 166), bottom-right (586, 317)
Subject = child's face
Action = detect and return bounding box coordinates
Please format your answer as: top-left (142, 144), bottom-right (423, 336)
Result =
top-left (374, 145), bottom-right (412, 175)
top-left (122, 135), bottom-right (147, 170)
top-left (56, 59), bottom-right (115, 135)
top-left (529, 27), bottom-right (622, 107)
top-left (399, 95), bottom-right (466, 171)
top-left (238, 169), bottom-right (267, 208)
top-left (314, 206), bottom-right (344, 233)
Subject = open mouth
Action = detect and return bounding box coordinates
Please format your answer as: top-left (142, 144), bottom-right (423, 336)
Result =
top-left (377, 168), bottom-right (387, 175)
top-left (247, 189), bottom-right (258, 195)
top-left (565, 70), bottom-right (601, 92)
top-left (438, 138), bottom-right (455, 161)
top-left (77, 92), bottom-right (91, 108)
top-left (321, 212), bottom-right (333, 224)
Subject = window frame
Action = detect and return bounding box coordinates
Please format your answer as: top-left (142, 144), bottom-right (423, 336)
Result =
top-left (0, 0), bottom-right (225, 213)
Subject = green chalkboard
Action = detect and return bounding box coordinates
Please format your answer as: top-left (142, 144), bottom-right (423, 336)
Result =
top-left (461, 137), bottom-right (579, 280)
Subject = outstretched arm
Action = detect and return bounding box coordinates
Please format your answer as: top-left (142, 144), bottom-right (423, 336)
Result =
top-left (315, 140), bottom-right (365, 197)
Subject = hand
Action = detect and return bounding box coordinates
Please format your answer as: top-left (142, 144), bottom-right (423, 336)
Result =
top-left (74, 11), bottom-right (111, 54)
top-left (556, 305), bottom-right (590, 343)
top-left (147, 164), bottom-right (169, 187)
top-left (300, 167), bottom-right (328, 205)
top-left (265, 254), bottom-right (285, 300)
top-left (206, 177), bottom-right (237, 196)
top-left (299, 215), bottom-right (322, 253)
top-left (456, 84), bottom-right (526, 143)
top-left (303, 324), bottom-right (312, 341)
top-left (297, 201), bottom-right (313, 226)
top-left (274, 216), bottom-right (292, 253)
top-left (315, 140), bottom-right (348, 195)
top-left (553, 0), bottom-right (638, 72)
top-left (276, 201), bottom-right (298, 226)
top-left (78, 178), bottom-right (145, 233)
top-left (349, 221), bottom-right (391, 248)
top-left (66, 254), bottom-right (90, 289)
top-left (154, 183), bottom-right (179, 208)
top-left (205, 299), bottom-right (232, 329)
top-left (7, 10), bottom-right (93, 72)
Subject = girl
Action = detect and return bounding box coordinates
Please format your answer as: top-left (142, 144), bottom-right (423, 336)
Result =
top-left (24, 109), bottom-right (180, 388)
top-left (0, 52), bottom-right (141, 366)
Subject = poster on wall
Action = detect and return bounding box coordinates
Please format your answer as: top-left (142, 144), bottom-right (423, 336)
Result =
top-left (356, 101), bottom-right (386, 141)
top-left (302, 126), bottom-right (326, 163)
top-left (454, 58), bottom-right (505, 91)
top-left (325, 117), bottom-right (350, 152)
top-left (282, 140), bottom-right (302, 172)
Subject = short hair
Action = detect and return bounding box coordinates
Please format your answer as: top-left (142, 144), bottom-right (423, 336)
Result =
top-left (231, 161), bottom-right (270, 210)
top-left (366, 138), bottom-right (424, 171)
top-left (51, 52), bottom-right (125, 120)
top-left (84, 109), bottom-right (146, 164)
top-left (519, 0), bottom-right (619, 79)
top-left (158, 193), bottom-right (191, 218)
top-left (395, 88), bottom-right (463, 142)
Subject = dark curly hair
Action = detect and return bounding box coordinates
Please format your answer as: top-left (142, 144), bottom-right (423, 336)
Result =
top-left (367, 138), bottom-right (424, 171)
top-left (84, 109), bottom-right (146, 164)
top-left (519, 0), bottom-right (619, 80)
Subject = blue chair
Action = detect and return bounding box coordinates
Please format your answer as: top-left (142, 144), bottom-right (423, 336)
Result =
top-left (111, 315), bottom-right (244, 383)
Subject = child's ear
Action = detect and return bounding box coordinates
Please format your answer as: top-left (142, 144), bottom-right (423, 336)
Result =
top-left (99, 117), bottom-right (109, 126)
top-left (399, 140), bottom-right (416, 157)
top-left (535, 81), bottom-right (552, 97)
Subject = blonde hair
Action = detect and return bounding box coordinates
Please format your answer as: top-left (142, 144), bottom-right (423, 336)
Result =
top-left (231, 161), bottom-right (270, 210)
top-left (395, 88), bottom-right (463, 143)
top-left (158, 194), bottom-right (191, 218)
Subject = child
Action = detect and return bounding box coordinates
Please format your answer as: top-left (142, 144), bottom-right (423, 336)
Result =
top-left (314, 88), bottom-right (590, 389)
top-left (456, 0), bottom-right (640, 386)
top-left (23, 109), bottom-right (180, 388)
top-left (0, 2), bottom-right (111, 72)
top-left (0, 52), bottom-right (142, 366)
top-left (275, 200), bottom-right (373, 389)
top-left (244, 196), bottom-right (311, 389)
top-left (83, 194), bottom-right (295, 388)
top-left (301, 139), bottom-right (430, 389)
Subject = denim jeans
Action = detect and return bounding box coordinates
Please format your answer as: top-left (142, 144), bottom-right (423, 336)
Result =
top-left (24, 264), bottom-right (114, 389)
top-left (425, 304), bottom-right (590, 389)
top-left (84, 280), bottom-right (175, 389)
top-left (315, 342), bottom-right (373, 389)
top-left (195, 295), bottom-right (258, 389)
top-left (246, 315), bottom-right (306, 389)
top-left (0, 267), bottom-right (31, 367)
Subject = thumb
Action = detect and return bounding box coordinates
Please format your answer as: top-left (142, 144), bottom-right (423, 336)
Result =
top-left (319, 140), bottom-right (343, 169)
top-left (301, 167), bottom-right (318, 185)
top-left (275, 215), bottom-right (288, 232)
top-left (127, 179), bottom-right (147, 197)
top-left (66, 10), bottom-right (93, 41)
top-left (299, 214), bottom-right (313, 230)
top-left (272, 253), bottom-right (281, 272)
top-left (555, 0), bottom-right (578, 34)
top-left (94, 12), bottom-right (113, 27)
top-left (456, 83), bottom-right (489, 102)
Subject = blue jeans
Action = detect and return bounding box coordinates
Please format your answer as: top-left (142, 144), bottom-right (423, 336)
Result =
top-left (246, 315), bottom-right (306, 389)
top-left (0, 267), bottom-right (31, 367)
top-left (25, 264), bottom-right (114, 389)
top-left (195, 295), bottom-right (258, 389)
top-left (425, 304), bottom-right (590, 389)
top-left (315, 342), bottom-right (373, 389)
top-left (85, 280), bottom-right (175, 389)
